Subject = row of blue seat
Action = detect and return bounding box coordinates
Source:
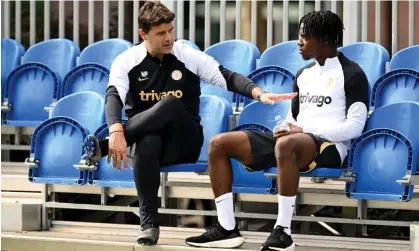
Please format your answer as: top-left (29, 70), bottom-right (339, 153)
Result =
top-left (2, 38), bottom-right (419, 127)
top-left (24, 90), bottom-right (418, 202)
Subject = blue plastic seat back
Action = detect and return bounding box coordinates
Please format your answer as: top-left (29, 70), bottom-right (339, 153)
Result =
top-left (389, 45), bottom-right (419, 71)
top-left (367, 101), bottom-right (419, 143)
top-left (338, 42), bottom-right (389, 92)
top-left (4, 64), bottom-right (58, 127)
top-left (202, 40), bottom-right (260, 103)
top-left (89, 121), bottom-right (135, 188)
top-left (2, 38), bottom-right (24, 100)
top-left (371, 69), bottom-right (419, 110)
top-left (62, 64), bottom-right (109, 98)
top-left (29, 117), bottom-right (88, 185)
top-left (51, 91), bottom-right (105, 134)
top-left (238, 101), bottom-right (291, 130)
top-left (346, 102), bottom-right (419, 202)
top-left (259, 41), bottom-right (313, 75)
top-left (78, 39), bottom-right (132, 69)
top-left (242, 66), bottom-right (294, 107)
top-left (23, 39), bottom-right (80, 80)
top-left (178, 39), bottom-right (200, 50)
top-left (199, 95), bottom-right (233, 162)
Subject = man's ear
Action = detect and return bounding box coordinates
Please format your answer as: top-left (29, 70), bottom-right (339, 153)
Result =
top-left (139, 29), bottom-right (147, 41)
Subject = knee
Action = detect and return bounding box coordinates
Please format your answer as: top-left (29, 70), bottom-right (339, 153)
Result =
top-left (274, 136), bottom-right (296, 161)
top-left (158, 95), bottom-right (182, 110)
top-left (208, 134), bottom-right (229, 158)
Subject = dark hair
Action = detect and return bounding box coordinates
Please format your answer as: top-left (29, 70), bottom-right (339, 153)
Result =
top-left (298, 10), bottom-right (344, 48)
top-left (138, 1), bottom-right (175, 33)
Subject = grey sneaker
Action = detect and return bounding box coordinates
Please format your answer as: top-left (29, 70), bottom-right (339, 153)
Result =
top-left (137, 224), bottom-right (160, 245)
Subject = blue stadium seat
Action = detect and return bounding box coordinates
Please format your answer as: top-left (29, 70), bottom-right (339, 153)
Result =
top-left (259, 40), bottom-right (314, 76)
top-left (1, 38), bottom-right (25, 101)
top-left (61, 39), bottom-right (131, 98)
top-left (3, 39), bottom-right (79, 127)
top-left (25, 92), bottom-right (105, 185)
top-left (88, 121), bottom-right (135, 188)
top-left (51, 91), bottom-right (105, 134)
top-left (238, 66), bottom-right (294, 108)
top-left (338, 42), bottom-right (390, 94)
top-left (78, 39), bottom-right (132, 70)
top-left (346, 102), bottom-right (419, 202)
top-left (201, 40), bottom-right (260, 104)
top-left (26, 116), bottom-right (89, 185)
top-left (178, 39), bottom-right (200, 50)
top-left (389, 45), bottom-right (419, 71)
top-left (371, 69), bottom-right (419, 110)
top-left (161, 95), bottom-right (233, 172)
top-left (230, 101), bottom-right (291, 194)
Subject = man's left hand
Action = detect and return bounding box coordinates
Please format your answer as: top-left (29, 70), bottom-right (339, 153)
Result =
top-left (274, 122), bottom-right (303, 139)
top-left (260, 92), bottom-right (298, 105)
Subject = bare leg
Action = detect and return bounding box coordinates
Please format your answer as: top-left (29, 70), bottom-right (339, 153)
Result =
top-left (274, 133), bottom-right (317, 196)
top-left (208, 131), bottom-right (254, 198)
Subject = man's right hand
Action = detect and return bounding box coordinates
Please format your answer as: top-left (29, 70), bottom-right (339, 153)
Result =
top-left (108, 123), bottom-right (128, 170)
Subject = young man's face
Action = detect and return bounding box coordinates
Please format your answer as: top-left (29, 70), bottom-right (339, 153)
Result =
top-left (140, 22), bottom-right (174, 55)
top-left (297, 23), bottom-right (322, 60)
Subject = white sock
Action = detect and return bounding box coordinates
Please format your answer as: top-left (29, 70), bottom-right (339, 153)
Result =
top-left (275, 195), bottom-right (296, 235)
top-left (215, 192), bottom-right (236, 231)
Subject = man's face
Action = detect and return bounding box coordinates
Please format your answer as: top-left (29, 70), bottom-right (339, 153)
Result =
top-left (140, 22), bottom-right (174, 55)
top-left (297, 23), bottom-right (322, 60)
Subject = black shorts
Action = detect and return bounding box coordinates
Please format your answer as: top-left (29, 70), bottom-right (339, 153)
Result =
top-left (242, 130), bottom-right (343, 172)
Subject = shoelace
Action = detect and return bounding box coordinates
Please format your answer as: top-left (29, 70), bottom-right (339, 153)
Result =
top-left (269, 225), bottom-right (288, 239)
top-left (204, 223), bottom-right (224, 237)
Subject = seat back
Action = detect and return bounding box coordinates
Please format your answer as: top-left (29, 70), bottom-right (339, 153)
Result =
top-left (238, 101), bottom-right (291, 130)
top-left (79, 39), bottom-right (132, 69)
top-left (23, 39), bottom-right (80, 80)
top-left (1, 38), bottom-right (24, 100)
top-left (201, 40), bottom-right (260, 103)
top-left (371, 69), bottom-right (419, 110)
top-left (389, 45), bottom-right (419, 71)
top-left (338, 42), bottom-right (389, 92)
top-left (178, 39), bottom-right (200, 50)
top-left (51, 91), bottom-right (105, 133)
top-left (259, 41), bottom-right (313, 75)
top-left (199, 95), bottom-right (233, 162)
top-left (242, 66), bottom-right (294, 107)
top-left (367, 101), bottom-right (419, 142)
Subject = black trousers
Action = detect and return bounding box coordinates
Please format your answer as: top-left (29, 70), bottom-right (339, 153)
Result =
top-left (111, 96), bottom-right (203, 226)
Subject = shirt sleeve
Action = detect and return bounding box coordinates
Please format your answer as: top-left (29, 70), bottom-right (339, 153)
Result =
top-left (302, 71), bottom-right (369, 142)
top-left (285, 76), bottom-right (300, 124)
top-left (105, 52), bottom-right (132, 126)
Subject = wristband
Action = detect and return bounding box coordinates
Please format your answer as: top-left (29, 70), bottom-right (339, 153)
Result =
top-left (110, 130), bottom-right (124, 135)
top-left (256, 90), bottom-right (268, 101)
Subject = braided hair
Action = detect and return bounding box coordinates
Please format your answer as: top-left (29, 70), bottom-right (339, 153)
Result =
top-left (299, 10), bottom-right (344, 48)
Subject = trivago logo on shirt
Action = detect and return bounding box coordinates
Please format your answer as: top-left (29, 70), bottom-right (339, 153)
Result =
top-left (300, 93), bottom-right (332, 107)
top-left (139, 90), bottom-right (183, 101)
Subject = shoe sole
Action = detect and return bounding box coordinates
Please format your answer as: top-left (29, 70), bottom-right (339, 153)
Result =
top-left (262, 243), bottom-right (296, 251)
top-left (186, 236), bottom-right (245, 248)
top-left (137, 238), bottom-right (157, 245)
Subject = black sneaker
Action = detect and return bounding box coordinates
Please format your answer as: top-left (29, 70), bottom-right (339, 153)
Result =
top-left (261, 226), bottom-right (295, 251)
top-left (185, 222), bottom-right (245, 248)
